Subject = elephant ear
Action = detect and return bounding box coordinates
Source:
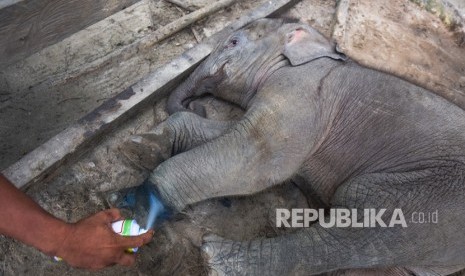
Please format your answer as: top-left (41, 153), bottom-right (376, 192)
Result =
top-left (283, 25), bottom-right (346, 66)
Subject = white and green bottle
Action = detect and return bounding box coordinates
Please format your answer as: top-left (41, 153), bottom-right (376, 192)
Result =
top-left (111, 219), bottom-right (148, 253)
top-left (54, 219), bottom-right (147, 261)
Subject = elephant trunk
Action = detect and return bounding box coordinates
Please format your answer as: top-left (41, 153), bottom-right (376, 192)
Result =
top-left (166, 73), bottom-right (200, 115)
top-left (167, 62), bottom-right (226, 115)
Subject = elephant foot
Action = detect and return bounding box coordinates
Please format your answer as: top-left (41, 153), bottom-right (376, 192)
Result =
top-left (201, 234), bottom-right (270, 276)
top-left (119, 133), bottom-right (172, 171)
top-left (202, 234), bottom-right (240, 276)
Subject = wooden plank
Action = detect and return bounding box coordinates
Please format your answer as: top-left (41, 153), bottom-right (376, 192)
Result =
top-left (0, 0), bottom-right (141, 69)
top-left (53, 0), bottom-right (241, 84)
top-left (2, 0), bottom-right (299, 189)
top-left (0, 0), bottom-right (23, 9)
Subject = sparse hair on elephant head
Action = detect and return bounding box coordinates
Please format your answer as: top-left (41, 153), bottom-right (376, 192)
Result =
top-left (166, 18), bottom-right (347, 115)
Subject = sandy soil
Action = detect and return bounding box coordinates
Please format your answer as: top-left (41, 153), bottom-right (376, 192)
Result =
top-left (333, 0), bottom-right (465, 110)
top-left (0, 0), bottom-right (464, 275)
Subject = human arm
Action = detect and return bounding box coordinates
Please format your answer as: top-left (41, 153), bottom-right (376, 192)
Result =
top-left (0, 174), bottom-right (153, 270)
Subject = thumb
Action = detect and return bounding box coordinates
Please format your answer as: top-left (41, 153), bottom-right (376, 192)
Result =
top-left (101, 208), bottom-right (123, 223)
top-left (117, 253), bottom-right (137, 267)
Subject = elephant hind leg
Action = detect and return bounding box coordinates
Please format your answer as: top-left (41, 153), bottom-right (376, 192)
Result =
top-left (202, 167), bottom-right (465, 275)
top-left (319, 266), bottom-right (465, 276)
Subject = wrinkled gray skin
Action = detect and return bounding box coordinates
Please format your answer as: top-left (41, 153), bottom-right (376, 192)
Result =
top-left (122, 19), bottom-right (465, 275)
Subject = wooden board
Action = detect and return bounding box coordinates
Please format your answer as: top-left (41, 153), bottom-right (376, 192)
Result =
top-left (0, 0), bottom-right (23, 9)
top-left (2, 0), bottom-right (299, 189)
top-left (0, 0), bottom-right (141, 69)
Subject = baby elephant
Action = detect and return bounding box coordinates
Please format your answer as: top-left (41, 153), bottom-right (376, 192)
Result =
top-left (123, 19), bottom-right (465, 275)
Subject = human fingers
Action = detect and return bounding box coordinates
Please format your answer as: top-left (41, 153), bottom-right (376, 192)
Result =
top-left (99, 208), bottom-right (123, 223)
top-left (117, 253), bottom-right (137, 267)
top-left (116, 230), bottom-right (154, 248)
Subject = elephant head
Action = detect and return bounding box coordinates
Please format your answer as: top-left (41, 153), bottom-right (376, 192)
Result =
top-left (166, 18), bottom-right (346, 115)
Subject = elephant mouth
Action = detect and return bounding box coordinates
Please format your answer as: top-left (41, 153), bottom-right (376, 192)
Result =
top-left (181, 63), bottom-right (227, 109)
top-left (180, 94), bottom-right (210, 114)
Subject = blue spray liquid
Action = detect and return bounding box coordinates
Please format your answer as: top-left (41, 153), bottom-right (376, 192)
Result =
top-left (145, 187), bottom-right (165, 229)
top-left (140, 180), bottom-right (170, 230)
top-left (113, 179), bottom-right (171, 230)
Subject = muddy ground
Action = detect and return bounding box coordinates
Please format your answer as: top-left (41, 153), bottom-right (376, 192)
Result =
top-left (0, 0), bottom-right (465, 275)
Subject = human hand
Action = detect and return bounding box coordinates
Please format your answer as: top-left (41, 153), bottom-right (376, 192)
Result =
top-left (55, 208), bottom-right (154, 270)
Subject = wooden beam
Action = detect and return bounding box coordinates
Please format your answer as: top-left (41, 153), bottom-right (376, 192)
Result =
top-left (2, 0), bottom-right (299, 189)
top-left (54, 0), bottom-right (240, 84)
top-left (0, 0), bottom-right (23, 9)
top-left (0, 0), bottom-right (141, 69)
top-left (164, 0), bottom-right (197, 12)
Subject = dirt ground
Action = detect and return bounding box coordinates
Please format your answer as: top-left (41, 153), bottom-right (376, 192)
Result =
top-left (0, 0), bottom-right (465, 275)
top-left (333, 0), bottom-right (465, 110)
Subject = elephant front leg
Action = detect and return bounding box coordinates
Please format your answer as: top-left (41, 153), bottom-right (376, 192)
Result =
top-left (148, 97), bottom-right (321, 211)
top-left (120, 112), bottom-right (234, 171)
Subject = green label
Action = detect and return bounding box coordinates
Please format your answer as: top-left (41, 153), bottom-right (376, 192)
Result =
top-left (121, 220), bottom-right (133, 236)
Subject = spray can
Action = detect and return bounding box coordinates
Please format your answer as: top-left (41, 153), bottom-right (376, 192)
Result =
top-left (111, 219), bottom-right (148, 253)
top-left (54, 219), bottom-right (147, 261)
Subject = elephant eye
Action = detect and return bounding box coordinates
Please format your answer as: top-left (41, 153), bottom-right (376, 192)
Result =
top-left (226, 37), bottom-right (239, 48)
